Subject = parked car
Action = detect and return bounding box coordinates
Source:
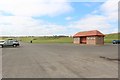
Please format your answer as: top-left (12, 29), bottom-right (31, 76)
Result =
top-left (0, 39), bottom-right (20, 48)
top-left (112, 40), bottom-right (120, 44)
top-left (0, 40), bottom-right (5, 46)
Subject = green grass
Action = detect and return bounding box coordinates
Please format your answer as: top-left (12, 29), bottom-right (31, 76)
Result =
top-left (19, 37), bottom-right (73, 43)
top-left (1, 33), bottom-right (119, 43)
top-left (104, 33), bottom-right (119, 43)
top-left (0, 38), bottom-right (3, 40)
top-left (1, 37), bottom-right (17, 40)
top-left (19, 33), bottom-right (119, 43)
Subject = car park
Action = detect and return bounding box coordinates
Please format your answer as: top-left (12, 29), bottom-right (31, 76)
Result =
top-left (0, 39), bottom-right (20, 48)
top-left (112, 40), bottom-right (120, 44)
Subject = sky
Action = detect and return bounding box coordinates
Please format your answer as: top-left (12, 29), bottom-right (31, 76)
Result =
top-left (0, 0), bottom-right (119, 36)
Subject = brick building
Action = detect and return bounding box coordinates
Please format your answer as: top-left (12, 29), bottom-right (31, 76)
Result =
top-left (73, 30), bottom-right (105, 45)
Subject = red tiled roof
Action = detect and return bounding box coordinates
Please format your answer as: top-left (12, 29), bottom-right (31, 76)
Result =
top-left (73, 30), bottom-right (105, 37)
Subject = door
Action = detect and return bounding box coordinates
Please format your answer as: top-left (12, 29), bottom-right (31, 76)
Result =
top-left (80, 37), bottom-right (86, 44)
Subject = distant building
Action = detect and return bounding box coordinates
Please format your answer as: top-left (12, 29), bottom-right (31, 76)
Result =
top-left (73, 30), bottom-right (105, 45)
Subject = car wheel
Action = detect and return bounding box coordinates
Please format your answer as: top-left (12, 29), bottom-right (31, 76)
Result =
top-left (1, 45), bottom-right (3, 48)
top-left (13, 44), bottom-right (17, 47)
top-left (113, 42), bottom-right (115, 44)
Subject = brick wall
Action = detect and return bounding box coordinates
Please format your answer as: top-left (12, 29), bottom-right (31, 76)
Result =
top-left (87, 36), bottom-right (104, 45)
top-left (73, 37), bottom-right (80, 44)
top-left (74, 36), bottom-right (104, 45)
top-left (87, 36), bottom-right (96, 45)
top-left (96, 36), bottom-right (104, 45)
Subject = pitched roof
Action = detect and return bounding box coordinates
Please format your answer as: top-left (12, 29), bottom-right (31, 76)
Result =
top-left (73, 30), bottom-right (105, 37)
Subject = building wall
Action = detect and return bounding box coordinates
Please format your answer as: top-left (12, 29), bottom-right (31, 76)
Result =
top-left (95, 36), bottom-right (104, 45)
top-left (73, 37), bottom-right (80, 44)
top-left (74, 36), bottom-right (104, 45)
top-left (86, 36), bottom-right (96, 45)
top-left (87, 36), bottom-right (104, 45)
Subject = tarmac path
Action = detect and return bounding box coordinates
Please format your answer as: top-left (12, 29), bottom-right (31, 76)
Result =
top-left (2, 43), bottom-right (118, 78)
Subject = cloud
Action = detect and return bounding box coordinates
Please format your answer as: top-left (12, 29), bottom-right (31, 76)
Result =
top-left (65, 16), bottom-right (72, 20)
top-left (0, 16), bottom-right (67, 36)
top-left (69, 0), bottom-right (119, 34)
top-left (0, 0), bottom-right (73, 17)
top-left (0, 0), bottom-right (73, 36)
top-left (84, 3), bottom-right (94, 7)
top-left (69, 15), bottom-right (110, 29)
top-left (100, 0), bottom-right (118, 21)
top-left (0, 0), bottom-right (119, 36)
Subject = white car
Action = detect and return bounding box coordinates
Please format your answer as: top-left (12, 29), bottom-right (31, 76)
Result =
top-left (0, 39), bottom-right (20, 48)
top-left (0, 40), bottom-right (5, 45)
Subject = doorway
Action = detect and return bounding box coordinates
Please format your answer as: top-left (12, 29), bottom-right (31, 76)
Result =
top-left (80, 37), bottom-right (86, 44)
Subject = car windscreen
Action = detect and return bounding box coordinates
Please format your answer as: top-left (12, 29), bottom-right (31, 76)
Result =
top-left (14, 40), bottom-right (18, 42)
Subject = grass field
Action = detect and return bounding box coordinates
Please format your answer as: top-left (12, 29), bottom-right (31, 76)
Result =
top-left (18, 33), bottom-right (120, 43)
top-left (0, 33), bottom-right (119, 43)
top-left (19, 37), bottom-right (73, 43)
top-left (104, 33), bottom-right (119, 43)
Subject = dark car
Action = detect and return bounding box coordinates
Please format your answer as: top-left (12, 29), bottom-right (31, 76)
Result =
top-left (112, 40), bottom-right (120, 44)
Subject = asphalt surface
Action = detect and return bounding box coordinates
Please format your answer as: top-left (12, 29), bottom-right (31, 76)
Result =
top-left (2, 43), bottom-right (118, 78)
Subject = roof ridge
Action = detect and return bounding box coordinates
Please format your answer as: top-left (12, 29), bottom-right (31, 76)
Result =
top-left (73, 30), bottom-right (104, 37)
top-left (75, 30), bottom-right (98, 33)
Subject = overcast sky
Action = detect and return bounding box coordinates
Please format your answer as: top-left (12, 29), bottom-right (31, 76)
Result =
top-left (0, 0), bottom-right (118, 36)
